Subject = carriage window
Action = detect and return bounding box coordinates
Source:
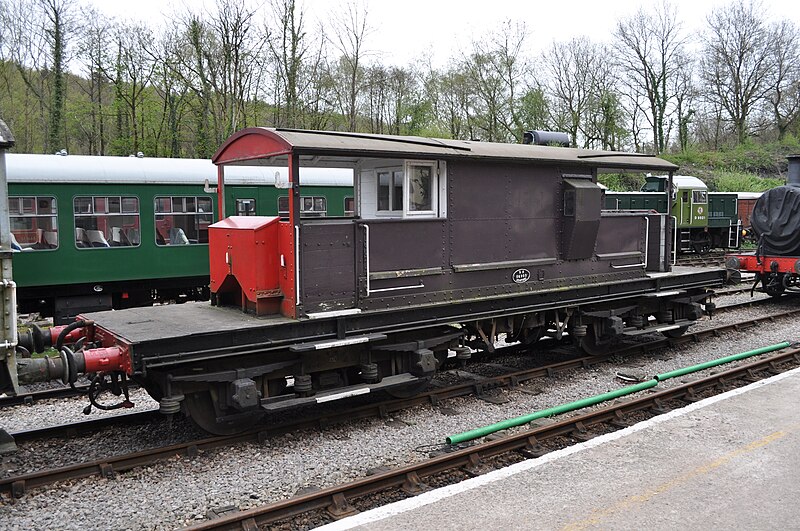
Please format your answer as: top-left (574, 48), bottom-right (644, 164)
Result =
top-left (155, 196), bottom-right (213, 246)
top-left (277, 196), bottom-right (328, 217)
top-left (377, 170), bottom-right (403, 212)
top-left (235, 198), bottom-right (256, 216)
top-left (73, 196), bottom-right (140, 248)
top-left (344, 197), bottom-right (355, 217)
top-left (9, 196), bottom-right (59, 251)
top-left (692, 190), bottom-right (707, 203)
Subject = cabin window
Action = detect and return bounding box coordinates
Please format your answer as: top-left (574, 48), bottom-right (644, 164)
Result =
top-left (74, 196), bottom-right (140, 248)
top-left (9, 196), bottom-right (58, 251)
top-left (377, 169), bottom-right (403, 212)
top-left (344, 197), bottom-right (355, 217)
top-left (404, 161), bottom-right (437, 216)
top-left (154, 196), bottom-right (213, 246)
top-left (692, 190), bottom-right (707, 203)
top-left (360, 160), bottom-right (445, 219)
top-left (235, 198), bottom-right (256, 216)
top-left (277, 196), bottom-right (328, 217)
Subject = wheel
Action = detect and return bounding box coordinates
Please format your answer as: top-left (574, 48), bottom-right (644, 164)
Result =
top-left (575, 327), bottom-right (613, 356)
top-left (661, 325), bottom-right (689, 338)
top-left (183, 390), bottom-right (263, 435)
top-left (691, 238), bottom-right (711, 254)
top-left (385, 377), bottom-right (431, 399)
top-left (764, 273), bottom-right (785, 298)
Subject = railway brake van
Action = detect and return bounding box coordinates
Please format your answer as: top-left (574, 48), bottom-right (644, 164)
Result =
top-left (6, 154), bottom-right (353, 322)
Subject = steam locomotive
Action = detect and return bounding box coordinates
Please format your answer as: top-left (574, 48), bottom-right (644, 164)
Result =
top-left (725, 155), bottom-right (800, 296)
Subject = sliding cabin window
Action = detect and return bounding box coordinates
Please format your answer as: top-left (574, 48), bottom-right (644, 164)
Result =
top-left (154, 196), bottom-right (213, 246)
top-left (74, 196), bottom-right (140, 249)
top-left (405, 161), bottom-right (436, 215)
top-left (362, 160), bottom-right (445, 220)
top-left (377, 169), bottom-right (404, 213)
top-left (344, 197), bottom-right (355, 217)
top-left (9, 196), bottom-right (58, 251)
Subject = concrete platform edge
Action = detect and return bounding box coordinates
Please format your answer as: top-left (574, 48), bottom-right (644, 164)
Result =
top-left (318, 364), bottom-right (800, 531)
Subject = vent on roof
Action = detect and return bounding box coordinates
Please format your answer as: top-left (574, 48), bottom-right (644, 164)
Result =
top-left (522, 130), bottom-right (570, 147)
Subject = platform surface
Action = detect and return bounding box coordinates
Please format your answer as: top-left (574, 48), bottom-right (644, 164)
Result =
top-left (322, 366), bottom-right (800, 530)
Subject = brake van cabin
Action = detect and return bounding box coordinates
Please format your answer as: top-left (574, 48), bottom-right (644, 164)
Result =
top-left (209, 128), bottom-right (673, 320)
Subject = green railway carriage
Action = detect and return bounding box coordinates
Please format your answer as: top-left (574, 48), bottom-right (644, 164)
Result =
top-left (604, 175), bottom-right (740, 254)
top-left (7, 154), bottom-right (353, 322)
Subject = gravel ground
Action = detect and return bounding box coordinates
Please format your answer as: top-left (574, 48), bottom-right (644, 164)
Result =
top-left (1, 292), bottom-right (798, 530)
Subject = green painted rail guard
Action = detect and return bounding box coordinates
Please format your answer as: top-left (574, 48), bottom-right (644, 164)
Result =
top-left (445, 341), bottom-right (790, 445)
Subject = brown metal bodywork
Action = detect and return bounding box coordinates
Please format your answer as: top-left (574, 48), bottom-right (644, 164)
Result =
top-left (298, 159), bottom-right (650, 315)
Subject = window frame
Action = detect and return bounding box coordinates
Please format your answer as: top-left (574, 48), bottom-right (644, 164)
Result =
top-left (235, 198), bottom-right (257, 216)
top-left (277, 195), bottom-right (328, 217)
top-left (154, 195), bottom-right (214, 247)
top-left (403, 160), bottom-right (438, 217)
top-left (9, 195), bottom-right (59, 252)
top-left (376, 167), bottom-right (404, 216)
top-left (73, 195), bottom-right (141, 250)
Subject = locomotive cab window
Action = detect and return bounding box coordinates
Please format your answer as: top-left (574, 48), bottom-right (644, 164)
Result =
top-left (10, 196), bottom-right (58, 251)
top-left (692, 190), bottom-right (707, 203)
top-left (155, 196), bottom-right (213, 245)
top-left (74, 196), bottom-right (140, 249)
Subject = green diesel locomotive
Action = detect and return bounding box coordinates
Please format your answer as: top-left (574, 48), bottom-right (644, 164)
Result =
top-left (604, 175), bottom-right (741, 254)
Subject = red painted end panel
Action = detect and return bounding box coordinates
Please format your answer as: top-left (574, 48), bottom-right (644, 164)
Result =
top-left (209, 216), bottom-right (285, 315)
top-left (279, 221), bottom-right (297, 319)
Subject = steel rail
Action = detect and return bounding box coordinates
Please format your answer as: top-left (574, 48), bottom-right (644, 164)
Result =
top-left (183, 347), bottom-right (800, 531)
top-left (3, 307), bottom-right (798, 498)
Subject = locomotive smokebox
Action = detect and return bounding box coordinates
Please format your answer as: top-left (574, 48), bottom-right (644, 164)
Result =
top-left (788, 154), bottom-right (800, 186)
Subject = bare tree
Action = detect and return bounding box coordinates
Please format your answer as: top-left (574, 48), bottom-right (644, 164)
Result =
top-left (701, 0), bottom-right (772, 145)
top-left (210, 0), bottom-right (263, 138)
top-left (545, 37), bottom-right (597, 147)
top-left (74, 6), bottom-right (112, 154)
top-left (767, 20), bottom-right (800, 140)
top-left (267, 0), bottom-right (310, 128)
top-left (1, 0), bottom-right (76, 152)
top-left (613, 1), bottom-right (687, 154)
top-left (328, 0), bottom-right (371, 131)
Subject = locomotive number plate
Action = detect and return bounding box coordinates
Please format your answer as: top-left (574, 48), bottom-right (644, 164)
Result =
top-left (512, 268), bottom-right (531, 284)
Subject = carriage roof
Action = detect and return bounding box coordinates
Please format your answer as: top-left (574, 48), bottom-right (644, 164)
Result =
top-left (5, 153), bottom-right (353, 186)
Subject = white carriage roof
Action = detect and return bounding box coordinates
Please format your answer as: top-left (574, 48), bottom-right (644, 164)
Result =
top-left (648, 174), bottom-right (707, 189)
top-left (5, 153), bottom-right (353, 186)
top-left (214, 128), bottom-right (680, 173)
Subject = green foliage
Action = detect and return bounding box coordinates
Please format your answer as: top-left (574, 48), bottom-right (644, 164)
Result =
top-left (598, 173), bottom-right (646, 191)
top-left (708, 171), bottom-right (783, 192)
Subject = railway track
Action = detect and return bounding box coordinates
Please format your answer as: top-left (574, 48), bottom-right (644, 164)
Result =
top-left (675, 250), bottom-right (728, 268)
top-left (3, 305), bottom-right (799, 499)
top-left (183, 346), bottom-right (800, 531)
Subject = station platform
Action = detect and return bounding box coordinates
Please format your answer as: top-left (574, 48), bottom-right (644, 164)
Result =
top-left (321, 366), bottom-right (800, 530)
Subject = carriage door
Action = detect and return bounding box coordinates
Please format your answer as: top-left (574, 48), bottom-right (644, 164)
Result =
top-left (680, 190), bottom-right (691, 224)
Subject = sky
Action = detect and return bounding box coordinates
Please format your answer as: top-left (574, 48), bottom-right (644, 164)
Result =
top-left (93, 0), bottom-right (800, 66)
